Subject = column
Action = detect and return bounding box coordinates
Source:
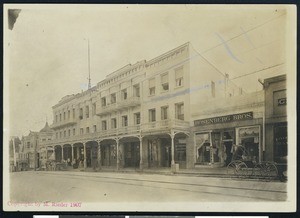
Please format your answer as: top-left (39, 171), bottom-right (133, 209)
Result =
top-left (62, 145), bottom-right (65, 161)
top-left (53, 146), bottom-right (56, 161)
top-left (170, 131), bottom-right (175, 166)
top-left (71, 144), bottom-right (74, 163)
top-left (98, 141), bottom-right (102, 170)
top-left (139, 136), bottom-right (143, 170)
top-left (116, 138), bottom-right (119, 170)
top-left (84, 142), bottom-right (87, 169)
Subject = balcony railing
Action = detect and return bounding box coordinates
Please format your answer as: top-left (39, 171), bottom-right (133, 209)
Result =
top-left (142, 119), bottom-right (189, 132)
top-left (97, 96), bottom-right (141, 115)
top-left (51, 120), bottom-right (77, 130)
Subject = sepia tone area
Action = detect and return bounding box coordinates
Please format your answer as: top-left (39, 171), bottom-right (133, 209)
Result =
top-left (4, 4), bottom-right (296, 212)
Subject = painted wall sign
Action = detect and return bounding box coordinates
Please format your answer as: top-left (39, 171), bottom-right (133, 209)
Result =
top-left (194, 112), bottom-right (253, 126)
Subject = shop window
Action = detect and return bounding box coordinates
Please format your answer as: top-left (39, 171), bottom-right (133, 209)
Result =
top-left (175, 103), bottom-right (184, 120)
top-left (175, 138), bottom-right (186, 162)
top-left (274, 125), bottom-right (287, 163)
top-left (134, 112), bottom-right (141, 125)
top-left (195, 133), bottom-right (210, 164)
top-left (111, 93), bottom-right (116, 104)
top-left (161, 73), bottom-right (169, 91)
top-left (122, 115), bottom-right (128, 127)
top-left (175, 66), bottom-right (184, 87)
top-left (161, 106), bottom-right (168, 120)
top-left (149, 109), bottom-right (156, 122)
top-left (133, 84), bottom-right (140, 97)
top-left (237, 126), bottom-right (259, 162)
top-left (121, 89), bottom-right (128, 100)
top-left (149, 78), bottom-right (156, 96)
top-left (102, 120), bottom-right (107, 130)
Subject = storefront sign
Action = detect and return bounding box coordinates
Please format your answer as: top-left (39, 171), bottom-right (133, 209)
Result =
top-left (278, 98), bottom-right (287, 106)
top-left (194, 112), bottom-right (253, 126)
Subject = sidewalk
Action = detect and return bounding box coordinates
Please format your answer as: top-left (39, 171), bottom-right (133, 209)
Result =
top-left (78, 165), bottom-right (229, 178)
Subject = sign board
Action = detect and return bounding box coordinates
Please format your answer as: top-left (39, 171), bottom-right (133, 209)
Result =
top-left (194, 112), bottom-right (253, 126)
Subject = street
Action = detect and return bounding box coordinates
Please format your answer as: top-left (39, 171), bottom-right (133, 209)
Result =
top-left (9, 171), bottom-right (287, 203)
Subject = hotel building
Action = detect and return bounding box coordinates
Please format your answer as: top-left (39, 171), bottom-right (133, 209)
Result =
top-left (39, 42), bottom-right (248, 171)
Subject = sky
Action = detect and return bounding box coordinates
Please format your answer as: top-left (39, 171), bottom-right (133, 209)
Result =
top-left (4, 4), bottom-right (293, 138)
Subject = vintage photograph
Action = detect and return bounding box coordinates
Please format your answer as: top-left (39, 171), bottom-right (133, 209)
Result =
top-left (3, 4), bottom-right (296, 212)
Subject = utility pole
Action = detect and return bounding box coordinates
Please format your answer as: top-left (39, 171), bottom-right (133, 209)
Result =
top-left (87, 39), bottom-right (91, 89)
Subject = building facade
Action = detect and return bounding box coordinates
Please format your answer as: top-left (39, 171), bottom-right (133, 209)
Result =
top-left (190, 91), bottom-right (265, 168)
top-left (263, 75), bottom-right (287, 163)
top-left (41, 42), bottom-right (242, 171)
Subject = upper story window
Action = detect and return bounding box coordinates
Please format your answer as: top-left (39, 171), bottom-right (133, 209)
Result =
top-left (175, 67), bottom-right (184, 87)
top-left (92, 103), bottom-right (96, 116)
top-left (73, 108), bottom-right (75, 119)
top-left (68, 110), bottom-right (71, 119)
top-left (63, 112), bottom-right (66, 120)
top-left (175, 102), bottom-right (184, 120)
top-left (149, 109), bottom-right (156, 122)
top-left (73, 128), bottom-right (76, 136)
top-left (27, 142), bottom-right (30, 148)
top-left (134, 112), bottom-right (141, 125)
top-left (55, 115), bottom-right (58, 123)
top-left (93, 125), bottom-right (97, 133)
top-left (86, 106), bottom-right (89, 118)
top-left (161, 73), bottom-right (169, 91)
top-left (161, 106), bottom-right (168, 120)
top-left (122, 115), bottom-right (128, 127)
top-left (101, 97), bottom-right (106, 107)
top-left (111, 118), bottom-right (117, 129)
top-left (59, 113), bottom-right (62, 122)
top-left (79, 108), bottom-right (83, 120)
top-left (80, 128), bottom-right (84, 135)
top-left (111, 93), bottom-right (116, 104)
top-left (133, 84), bottom-right (140, 97)
top-left (86, 127), bottom-right (90, 134)
top-left (56, 132), bottom-right (58, 139)
top-left (60, 132), bottom-right (62, 138)
top-left (68, 129), bottom-right (71, 137)
top-left (64, 130), bottom-right (66, 137)
top-left (149, 78), bottom-right (156, 96)
top-left (211, 81), bottom-right (216, 98)
top-left (121, 89), bottom-right (128, 100)
top-left (102, 120), bottom-right (107, 130)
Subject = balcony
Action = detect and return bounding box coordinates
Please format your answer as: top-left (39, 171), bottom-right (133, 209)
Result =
top-left (141, 119), bottom-right (190, 133)
top-left (97, 96), bottom-right (141, 115)
top-left (51, 120), bottom-right (77, 130)
top-left (42, 125), bottom-right (141, 146)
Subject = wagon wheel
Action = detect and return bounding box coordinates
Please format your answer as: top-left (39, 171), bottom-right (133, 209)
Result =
top-left (236, 162), bottom-right (249, 179)
top-left (227, 161), bottom-right (239, 179)
top-left (264, 162), bottom-right (278, 182)
top-left (253, 163), bottom-right (264, 180)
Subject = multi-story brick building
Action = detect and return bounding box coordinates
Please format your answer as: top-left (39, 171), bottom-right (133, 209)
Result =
top-left (42, 42), bottom-right (242, 171)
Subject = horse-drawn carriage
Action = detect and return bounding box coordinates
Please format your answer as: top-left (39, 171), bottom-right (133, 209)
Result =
top-left (227, 145), bottom-right (287, 182)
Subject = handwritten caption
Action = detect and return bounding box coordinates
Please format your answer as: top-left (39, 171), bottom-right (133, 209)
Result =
top-left (7, 201), bottom-right (82, 208)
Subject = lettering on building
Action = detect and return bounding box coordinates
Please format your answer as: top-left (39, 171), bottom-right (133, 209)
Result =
top-left (194, 112), bottom-right (253, 126)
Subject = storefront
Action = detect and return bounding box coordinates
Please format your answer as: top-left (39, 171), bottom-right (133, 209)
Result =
top-left (192, 111), bottom-right (263, 167)
top-left (264, 75), bottom-right (287, 163)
